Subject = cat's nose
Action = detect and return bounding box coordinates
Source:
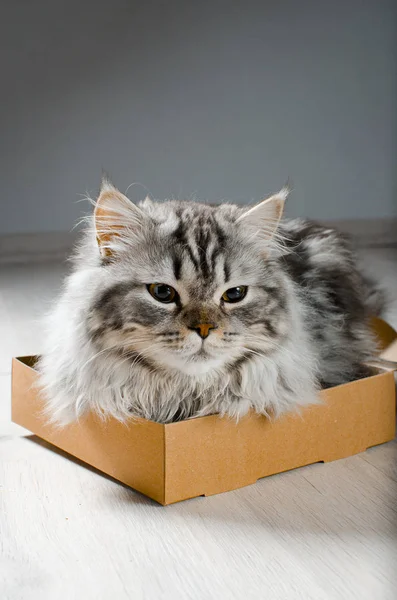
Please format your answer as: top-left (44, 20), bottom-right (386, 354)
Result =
top-left (188, 323), bottom-right (218, 339)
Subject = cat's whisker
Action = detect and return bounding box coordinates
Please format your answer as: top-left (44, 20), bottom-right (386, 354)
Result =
top-left (80, 342), bottom-right (126, 370)
top-left (80, 334), bottom-right (159, 371)
top-left (243, 348), bottom-right (267, 359)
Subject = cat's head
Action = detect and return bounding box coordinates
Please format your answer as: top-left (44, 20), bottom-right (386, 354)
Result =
top-left (86, 180), bottom-right (290, 376)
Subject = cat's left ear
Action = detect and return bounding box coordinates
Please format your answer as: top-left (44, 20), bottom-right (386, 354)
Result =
top-left (237, 187), bottom-right (289, 241)
top-left (94, 178), bottom-right (146, 258)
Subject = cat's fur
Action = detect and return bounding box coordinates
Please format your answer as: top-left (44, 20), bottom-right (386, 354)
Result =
top-left (39, 181), bottom-right (383, 425)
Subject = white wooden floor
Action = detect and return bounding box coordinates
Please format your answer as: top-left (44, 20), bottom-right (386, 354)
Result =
top-left (1, 249), bottom-right (396, 600)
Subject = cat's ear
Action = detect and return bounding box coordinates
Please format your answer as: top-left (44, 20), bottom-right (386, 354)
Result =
top-left (94, 178), bottom-right (146, 258)
top-left (237, 187), bottom-right (289, 241)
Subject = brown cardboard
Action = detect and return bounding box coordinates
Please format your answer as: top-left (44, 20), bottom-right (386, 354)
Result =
top-left (11, 320), bottom-right (397, 505)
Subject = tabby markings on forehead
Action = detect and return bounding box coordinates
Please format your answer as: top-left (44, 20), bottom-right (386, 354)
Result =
top-left (171, 215), bottom-right (228, 282)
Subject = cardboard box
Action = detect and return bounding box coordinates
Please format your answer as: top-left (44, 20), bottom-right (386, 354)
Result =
top-left (11, 318), bottom-right (397, 505)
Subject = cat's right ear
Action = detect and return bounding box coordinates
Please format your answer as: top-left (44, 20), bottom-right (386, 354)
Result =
top-left (237, 187), bottom-right (289, 242)
top-left (94, 178), bottom-right (146, 258)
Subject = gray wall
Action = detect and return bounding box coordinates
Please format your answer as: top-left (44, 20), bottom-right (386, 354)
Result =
top-left (1, 0), bottom-right (396, 235)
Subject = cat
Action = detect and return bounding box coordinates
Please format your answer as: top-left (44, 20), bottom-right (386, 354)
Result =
top-left (38, 179), bottom-right (383, 425)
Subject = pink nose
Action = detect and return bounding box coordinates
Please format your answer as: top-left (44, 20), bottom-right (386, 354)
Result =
top-left (189, 323), bottom-right (218, 339)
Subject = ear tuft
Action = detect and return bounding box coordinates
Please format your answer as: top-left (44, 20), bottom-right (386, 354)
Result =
top-left (99, 173), bottom-right (116, 194)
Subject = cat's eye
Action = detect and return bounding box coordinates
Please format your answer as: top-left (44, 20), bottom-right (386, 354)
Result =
top-left (147, 283), bottom-right (177, 304)
top-left (222, 286), bottom-right (248, 303)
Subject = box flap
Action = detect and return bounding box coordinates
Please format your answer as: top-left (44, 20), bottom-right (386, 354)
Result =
top-left (371, 317), bottom-right (397, 370)
top-left (371, 317), bottom-right (397, 350)
top-left (379, 339), bottom-right (397, 364)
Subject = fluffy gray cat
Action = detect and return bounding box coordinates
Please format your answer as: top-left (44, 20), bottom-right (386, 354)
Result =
top-left (39, 180), bottom-right (382, 425)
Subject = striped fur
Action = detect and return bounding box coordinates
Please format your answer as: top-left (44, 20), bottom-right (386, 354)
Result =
top-left (38, 183), bottom-right (383, 425)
